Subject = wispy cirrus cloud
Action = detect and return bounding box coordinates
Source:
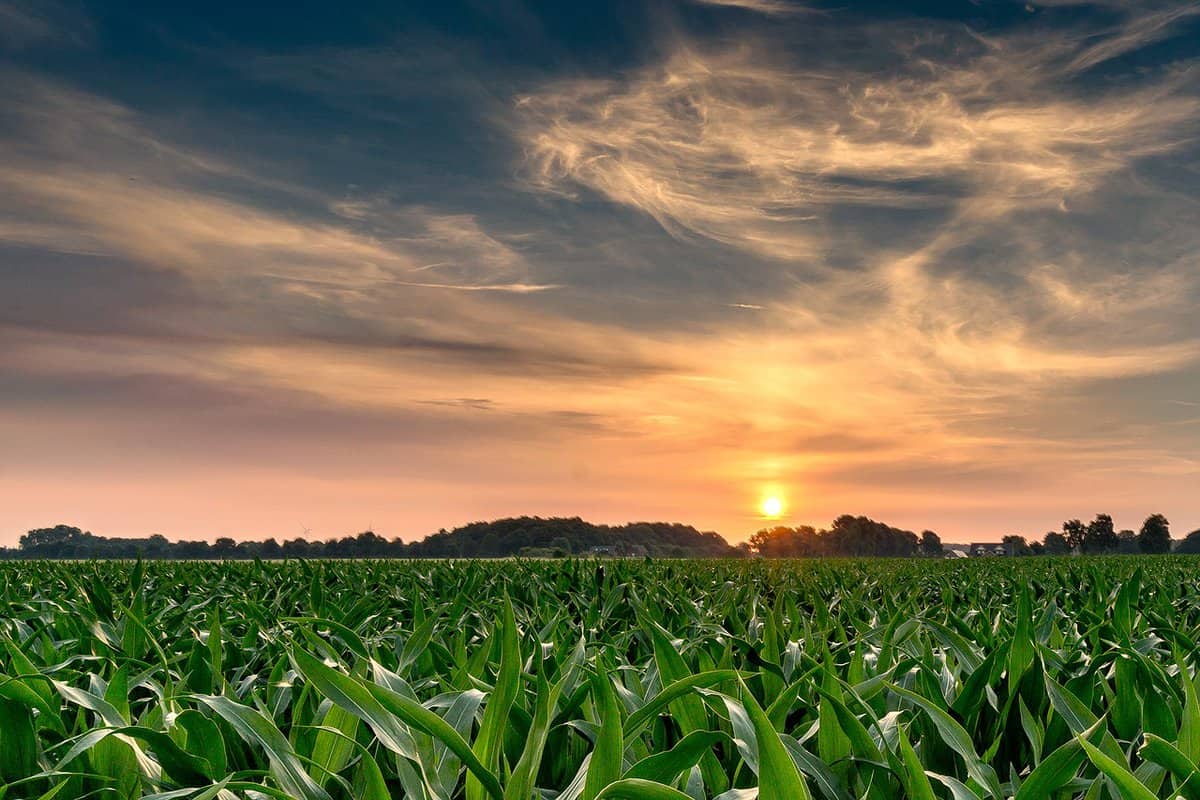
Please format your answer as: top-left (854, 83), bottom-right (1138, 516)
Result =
top-left (1062, 3), bottom-right (1200, 73)
top-left (688, 0), bottom-right (811, 15)
top-left (0, 72), bottom-right (564, 307)
top-left (517, 35), bottom-right (1197, 261)
top-left (0, 0), bottom-right (93, 51)
top-left (508, 2), bottom-right (1200, 530)
top-left (1, 1), bottom-right (1198, 542)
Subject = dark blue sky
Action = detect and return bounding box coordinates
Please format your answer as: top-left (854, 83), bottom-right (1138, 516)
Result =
top-left (1, 0), bottom-right (1198, 543)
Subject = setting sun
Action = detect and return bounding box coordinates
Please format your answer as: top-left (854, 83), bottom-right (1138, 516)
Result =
top-left (760, 495), bottom-right (785, 519)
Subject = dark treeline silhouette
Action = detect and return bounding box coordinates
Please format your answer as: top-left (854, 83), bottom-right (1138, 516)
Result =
top-left (405, 518), bottom-right (732, 558)
top-left (750, 512), bottom-right (1192, 557)
top-left (5, 518), bottom-right (735, 560)
top-left (748, 515), bottom-right (925, 557)
top-left (1000, 512), bottom-right (1181, 556)
top-left (7, 512), bottom-right (1195, 560)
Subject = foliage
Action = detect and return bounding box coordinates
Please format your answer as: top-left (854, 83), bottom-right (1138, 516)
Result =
top-left (1083, 514), bottom-right (1119, 554)
top-left (748, 515), bottom-right (921, 557)
top-left (1138, 515), bottom-right (1172, 555)
top-left (3, 557), bottom-right (1200, 798)
top-left (1175, 529), bottom-right (1200, 554)
top-left (9, 518), bottom-right (735, 560)
top-left (749, 511), bottom-right (1177, 558)
top-left (1042, 531), bottom-right (1071, 555)
top-left (1002, 535), bottom-right (1031, 556)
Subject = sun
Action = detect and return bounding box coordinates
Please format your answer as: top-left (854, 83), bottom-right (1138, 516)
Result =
top-left (760, 495), bottom-right (785, 519)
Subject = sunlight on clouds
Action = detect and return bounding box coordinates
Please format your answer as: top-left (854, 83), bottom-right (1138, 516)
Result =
top-left (1, 3), bottom-right (1198, 540)
top-left (518, 42), bottom-right (1197, 261)
top-left (506, 5), bottom-right (1200, 530)
top-left (0, 76), bottom-right (548, 296)
top-left (514, 10), bottom-right (1200, 389)
top-left (689, 0), bottom-right (810, 16)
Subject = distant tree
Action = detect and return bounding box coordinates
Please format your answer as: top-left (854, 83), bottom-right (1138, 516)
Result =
top-left (1117, 529), bottom-right (1139, 554)
top-left (1029, 541), bottom-right (1045, 556)
top-left (20, 525), bottom-right (86, 554)
top-left (1138, 514), bottom-right (1171, 554)
top-left (827, 515), bottom-right (920, 557)
top-left (351, 530), bottom-right (389, 557)
top-left (1043, 531), bottom-right (1071, 555)
top-left (144, 534), bottom-right (170, 556)
top-left (1083, 514), bottom-right (1119, 554)
top-left (1002, 534), bottom-right (1032, 556)
top-left (212, 537), bottom-right (237, 558)
top-left (1177, 530), bottom-right (1200, 555)
top-left (1062, 520), bottom-right (1087, 552)
top-left (920, 530), bottom-right (943, 557)
top-left (749, 526), bottom-right (819, 557)
top-left (281, 538), bottom-right (310, 558)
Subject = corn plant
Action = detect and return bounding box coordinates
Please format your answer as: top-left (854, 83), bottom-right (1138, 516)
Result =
top-left (1, 557), bottom-right (1200, 798)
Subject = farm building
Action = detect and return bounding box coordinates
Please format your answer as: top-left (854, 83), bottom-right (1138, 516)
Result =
top-left (968, 542), bottom-right (1015, 556)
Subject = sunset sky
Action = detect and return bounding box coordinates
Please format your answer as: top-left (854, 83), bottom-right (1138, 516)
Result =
top-left (2, 0), bottom-right (1198, 545)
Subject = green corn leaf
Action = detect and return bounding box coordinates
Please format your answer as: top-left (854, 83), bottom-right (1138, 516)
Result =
top-left (886, 681), bottom-right (1001, 797)
top-left (625, 731), bottom-right (726, 785)
top-left (1139, 734), bottom-right (1200, 800)
top-left (1076, 735), bottom-right (1157, 800)
top-left (595, 778), bottom-right (697, 800)
top-left (737, 676), bottom-right (812, 800)
top-left (469, 596), bottom-right (521, 800)
top-left (190, 694), bottom-right (333, 800)
top-left (584, 670), bottom-right (624, 800)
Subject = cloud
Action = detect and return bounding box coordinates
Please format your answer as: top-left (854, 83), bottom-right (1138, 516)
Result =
top-left (0, 70), bottom-right (695, 441)
top-left (507, 3), bottom-right (1200, 528)
top-left (0, 74), bottom-right (550, 295)
top-left (689, 0), bottom-right (810, 15)
top-left (0, 1), bottom-right (92, 51)
top-left (1, 4), bottom-right (1198, 542)
top-left (516, 36), bottom-right (1197, 263)
top-left (1063, 4), bottom-right (1200, 73)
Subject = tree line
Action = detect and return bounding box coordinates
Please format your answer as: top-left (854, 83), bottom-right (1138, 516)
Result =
top-left (6, 517), bottom-right (735, 560)
top-left (992, 513), bottom-right (1198, 556)
top-left (749, 512), bottom-right (1197, 557)
top-left (7, 512), bottom-right (1196, 560)
top-left (748, 515), bottom-right (932, 558)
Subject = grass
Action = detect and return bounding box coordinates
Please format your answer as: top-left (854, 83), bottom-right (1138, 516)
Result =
top-left (0, 556), bottom-right (1197, 799)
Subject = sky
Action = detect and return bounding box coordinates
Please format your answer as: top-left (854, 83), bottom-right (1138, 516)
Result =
top-left (1, 0), bottom-right (1198, 545)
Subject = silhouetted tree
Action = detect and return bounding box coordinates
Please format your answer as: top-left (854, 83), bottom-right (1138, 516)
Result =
top-left (1003, 534), bottom-right (1032, 556)
top-left (1083, 514), bottom-right (1119, 554)
top-left (748, 517), bottom-right (919, 558)
top-left (1062, 520), bottom-right (1087, 552)
top-left (1176, 530), bottom-right (1200, 554)
top-left (12, 511), bottom-right (1178, 561)
top-left (20, 525), bottom-right (86, 555)
top-left (281, 538), bottom-right (311, 558)
top-left (1042, 531), bottom-right (1071, 555)
top-left (1138, 514), bottom-right (1171, 554)
top-left (749, 525), bottom-right (822, 557)
top-left (212, 538), bottom-right (237, 558)
top-left (1117, 529), bottom-right (1139, 554)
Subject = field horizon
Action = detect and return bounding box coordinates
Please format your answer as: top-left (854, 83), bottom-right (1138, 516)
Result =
top-left (6, 510), bottom-right (1197, 560)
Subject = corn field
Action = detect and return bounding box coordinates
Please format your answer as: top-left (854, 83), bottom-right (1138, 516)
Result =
top-left (2, 557), bottom-right (1199, 799)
